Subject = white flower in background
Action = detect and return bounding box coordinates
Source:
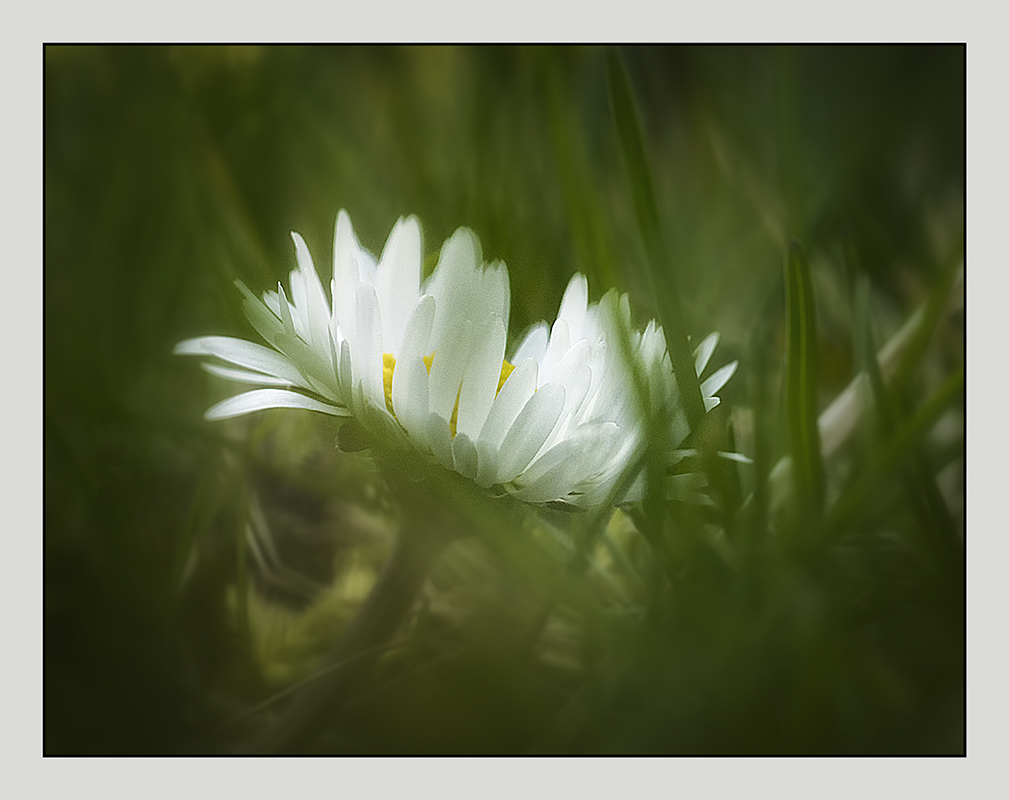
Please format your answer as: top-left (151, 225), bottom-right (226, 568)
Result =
top-left (177, 211), bottom-right (736, 508)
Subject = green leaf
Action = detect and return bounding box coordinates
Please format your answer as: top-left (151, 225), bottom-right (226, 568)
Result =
top-left (606, 47), bottom-right (706, 431)
top-left (783, 240), bottom-right (825, 519)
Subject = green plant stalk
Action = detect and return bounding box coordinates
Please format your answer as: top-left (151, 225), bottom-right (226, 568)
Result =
top-left (783, 240), bottom-right (825, 520)
top-left (244, 519), bottom-right (456, 754)
top-left (235, 496), bottom-right (251, 662)
top-left (606, 48), bottom-right (706, 431)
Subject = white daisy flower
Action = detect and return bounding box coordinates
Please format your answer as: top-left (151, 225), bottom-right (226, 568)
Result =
top-left (176, 211), bottom-right (736, 508)
top-left (501, 275), bottom-right (736, 507)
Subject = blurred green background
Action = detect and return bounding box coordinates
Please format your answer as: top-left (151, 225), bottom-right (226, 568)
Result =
top-left (44, 45), bottom-right (964, 754)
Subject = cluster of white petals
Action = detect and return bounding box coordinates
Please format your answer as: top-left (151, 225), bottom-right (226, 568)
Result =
top-left (177, 211), bottom-right (736, 508)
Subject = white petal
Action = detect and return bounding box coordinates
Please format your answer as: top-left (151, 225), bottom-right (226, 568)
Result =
top-left (481, 260), bottom-right (511, 333)
top-left (330, 280), bottom-right (343, 348)
top-left (511, 321), bottom-right (549, 366)
top-left (494, 383), bottom-right (566, 485)
top-left (273, 329), bottom-right (342, 402)
top-left (333, 210), bottom-right (361, 355)
top-left (236, 282), bottom-right (285, 348)
top-left (427, 317), bottom-right (474, 422)
top-left (357, 247), bottom-right (378, 284)
top-left (291, 231), bottom-right (333, 355)
top-left (701, 361), bottom-right (738, 398)
top-left (393, 295), bottom-right (436, 363)
top-left (391, 295), bottom-right (436, 417)
top-left (512, 422), bottom-right (619, 504)
top-left (175, 336), bottom-right (306, 386)
top-left (543, 362), bottom-right (591, 453)
top-left (542, 318), bottom-right (571, 381)
top-left (355, 283), bottom-right (384, 406)
top-left (338, 339), bottom-right (353, 399)
top-left (261, 289), bottom-right (282, 318)
top-left (694, 332), bottom-right (719, 377)
top-left (455, 314), bottom-right (507, 441)
top-left (557, 274), bottom-right (589, 342)
top-left (639, 320), bottom-right (666, 372)
top-left (618, 293), bottom-right (632, 328)
top-left (477, 357), bottom-right (538, 448)
top-left (290, 269), bottom-right (318, 345)
top-left (276, 283), bottom-right (297, 338)
top-left (552, 336), bottom-right (592, 393)
top-left (205, 389), bottom-right (350, 420)
top-left (201, 363), bottom-right (293, 387)
top-left (427, 412), bottom-right (455, 471)
top-left (375, 216), bottom-right (422, 354)
top-left (395, 354), bottom-right (430, 446)
top-left (451, 432), bottom-right (478, 481)
top-left (541, 338), bottom-right (591, 438)
top-left (573, 443), bottom-right (645, 507)
top-left (475, 357), bottom-right (538, 487)
top-left (426, 228), bottom-right (480, 346)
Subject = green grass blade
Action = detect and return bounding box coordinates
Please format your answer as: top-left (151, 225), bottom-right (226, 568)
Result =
top-left (783, 240), bottom-right (825, 519)
top-left (853, 274), bottom-right (959, 558)
top-left (542, 61), bottom-right (619, 292)
top-left (891, 239), bottom-right (964, 396)
top-left (234, 498), bottom-right (252, 661)
top-left (825, 363), bottom-right (964, 540)
top-left (606, 48), bottom-right (705, 431)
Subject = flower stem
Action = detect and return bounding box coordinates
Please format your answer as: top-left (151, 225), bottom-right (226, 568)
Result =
top-left (244, 520), bottom-right (454, 754)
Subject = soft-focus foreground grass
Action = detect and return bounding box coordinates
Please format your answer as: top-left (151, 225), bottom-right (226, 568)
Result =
top-left (45, 45), bottom-right (964, 754)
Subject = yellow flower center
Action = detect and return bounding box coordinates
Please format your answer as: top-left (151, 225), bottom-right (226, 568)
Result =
top-left (383, 352), bottom-right (515, 437)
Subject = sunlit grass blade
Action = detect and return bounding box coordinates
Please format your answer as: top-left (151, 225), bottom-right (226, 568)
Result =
top-left (606, 48), bottom-right (705, 431)
top-left (824, 363), bottom-right (963, 540)
top-left (783, 240), bottom-right (824, 520)
top-left (853, 273), bottom-right (959, 559)
top-left (891, 238), bottom-right (964, 397)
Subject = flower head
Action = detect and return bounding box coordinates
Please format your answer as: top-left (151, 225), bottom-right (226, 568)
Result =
top-left (177, 211), bottom-right (735, 508)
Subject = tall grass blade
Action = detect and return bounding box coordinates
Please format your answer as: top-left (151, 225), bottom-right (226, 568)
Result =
top-left (235, 505), bottom-right (251, 661)
top-left (891, 239), bottom-right (964, 397)
top-left (541, 61), bottom-right (619, 291)
top-left (853, 274), bottom-right (959, 559)
top-left (783, 240), bottom-right (825, 519)
top-left (825, 363), bottom-right (964, 540)
top-left (606, 48), bottom-right (705, 431)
